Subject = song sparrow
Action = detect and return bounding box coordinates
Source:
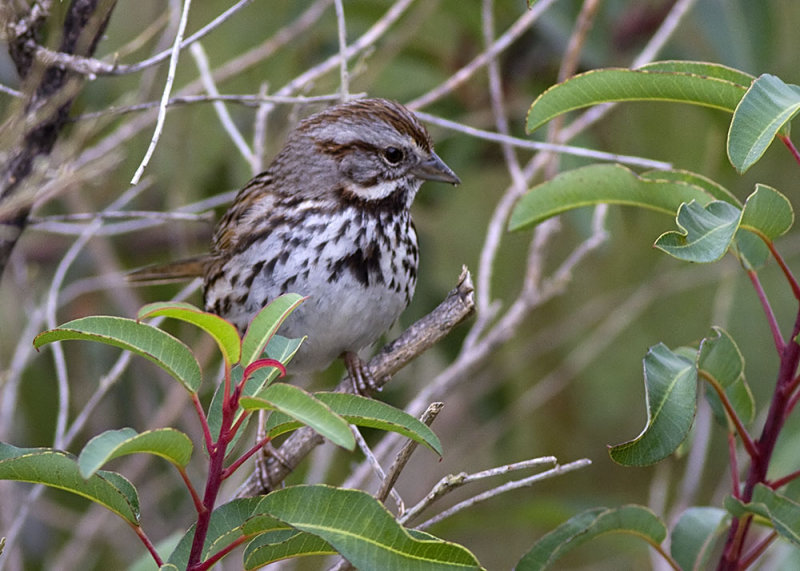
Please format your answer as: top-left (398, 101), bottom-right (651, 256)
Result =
top-left (130, 98), bottom-right (460, 391)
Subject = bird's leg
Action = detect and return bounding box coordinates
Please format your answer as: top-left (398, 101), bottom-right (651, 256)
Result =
top-left (254, 410), bottom-right (291, 493)
top-left (342, 351), bottom-right (378, 395)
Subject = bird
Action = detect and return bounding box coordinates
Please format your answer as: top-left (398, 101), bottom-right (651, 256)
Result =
top-left (129, 98), bottom-right (460, 391)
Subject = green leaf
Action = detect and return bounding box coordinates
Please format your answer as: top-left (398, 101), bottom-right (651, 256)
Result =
top-left (638, 61), bottom-right (754, 86)
top-left (728, 74), bottom-right (800, 173)
top-left (698, 327), bottom-right (754, 428)
top-left (244, 530), bottom-right (335, 568)
top-left (167, 498), bottom-right (264, 568)
top-left (640, 169), bottom-right (741, 206)
top-left (733, 230), bottom-right (770, 270)
top-left (516, 505), bottom-right (667, 570)
top-left (240, 384), bottom-right (355, 450)
top-left (725, 485), bottom-right (800, 547)
top-left (609, 344), bottom-right (697, 466)
top-left (138, 301), bottom-right (241, 366)
top-left (78, 427), bottom-right (193, 479)
top-left (0, 442), bottom-right (140, 524)
top-left (265, 392), bottom-right (442, 456)
top-left (241, 294), bottom-right (304, 367)
top-left (671, 507), bottom-right (729, 571)
top-left (654, 200), bottom-right (741, 263)
top-left (526, 63), bottom-right (750, 133)
top-left (739, 184), bottom-right (794, 242)
top-left (257, 485), bottom-right (482, 569)
top-left (33, 316), bottom-right (202, 393)
top-left (509, 164), bottom-right (717, 232)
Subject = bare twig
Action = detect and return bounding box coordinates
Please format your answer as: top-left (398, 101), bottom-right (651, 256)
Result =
top-left (351, 427), bottom-right (404, 512)
top-left (190, 42), bottom-right (254, 169)
top-left (130, 0), bottom-right (193, 185)
top-left (29, 0), bottom-right (256, 77)
top-left (398, 457), bottom-right (590, 528)
top-left (375, 402), bottom-right (444, 504)
top-left (333, 0), bottom-right (350, 100)
top-left (415, 112), bottom-right (672, 170)
top-left (407, 0), bottom-right (559, 110)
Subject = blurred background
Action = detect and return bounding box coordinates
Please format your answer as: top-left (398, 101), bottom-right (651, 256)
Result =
top-left (2, 0), bottom-right (800, 568)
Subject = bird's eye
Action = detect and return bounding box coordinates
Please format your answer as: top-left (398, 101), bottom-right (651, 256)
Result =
top-left (382, 146), bottom-right (404, 165)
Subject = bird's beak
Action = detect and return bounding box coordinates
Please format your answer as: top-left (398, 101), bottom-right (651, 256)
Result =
top-left (412, 152), bottom-right (461, 185)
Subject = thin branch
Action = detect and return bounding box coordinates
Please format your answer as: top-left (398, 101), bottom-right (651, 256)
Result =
top-left (728, 432), bottom-right (741, 499)
top-left (252, 82), bottom-right (270, 174)
top-left (419, 111), bottom-right (671, 169)
top-left (409, 458), bottom-right (591, 529)
top-left (766, 239), bottom-right (800, 301)
top-left (190, 42), bottom-right (254, 168)
top-left (333, 0), bottom-right (350, 100)
top-left (747, 270), bottom-right (785, 354)
top-left (351, 426), bottom-right (404, 512)
top-left (738, 531), bottom-right (778, 570)
top-left (698, 370), bottom-right (758, 460)
top-left (779, 134), bottom-right (800, 168)
top-left (375, 402), bottom-right (443, 504)
top-left (131, 0), bottom-right (193, 185)
top-left (269, 0), bottom-right (416, 103)
top-left (408, 0), bottom-right (559, 110)
top-left (221, 435), bottom-right (271, 480)
top-left (31, 0), bottom-right (257, 77)
top-left (71, 92), bottom-right (362, 122)
top-left (45, 182), bottom-right (150, 448)
top-left (132, 524), bottom-right (163, 567)
top-left (0, 84), bottom-right (23, 97)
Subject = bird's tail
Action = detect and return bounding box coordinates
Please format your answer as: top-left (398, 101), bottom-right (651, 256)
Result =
top-left (127, 255), bottom-right (208, 284)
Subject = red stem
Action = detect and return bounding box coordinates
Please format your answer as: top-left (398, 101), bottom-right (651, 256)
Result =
top-left (779, 134), bottom-right (800, 168)
top-left (192, 393), bottom-right (214, 453)
top-left (739, 531), bottom-right (777, 570)
top-left (177, 465), bottom-right (205, 514)
top-left (768, 467), bottom-right (800, 490)
top-left (221, 434), bottom-right (271, 480)
top-left (700, 371), bottom-right (758, 460)
top-left (767, 240), bottom-right (800, 300)
top-left (727, 432), bottom-right (740, 499)
top-left (187, 369), bottom-right (241, 569)
top-left (196, 534), bottom-right (251, 571)
top-left (132, 524), bottom-right (163, 566)
top-left (717, 308), bottom-right (800, 570)
top-left (746, 270), bottom-right (784, 354)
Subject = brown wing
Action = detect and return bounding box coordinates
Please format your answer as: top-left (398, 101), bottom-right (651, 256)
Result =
top-left (127, 255), bottom-right (210, 284)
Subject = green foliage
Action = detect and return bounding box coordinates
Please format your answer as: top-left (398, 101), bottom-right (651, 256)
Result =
top-left (263, 392), bottom-right (443, 455)
top-left (670, 507), bottom-right (730, 571)
top-left (5, 297), bottom-right (477, 569)
top-left (0, 442), bottom-right (141, 525)
top-left (516, 505), bottom-right (667, 570)
top-left (608, 344), bottom-right (697, 467)
top-left (253, 485), bottom-right (482, 570)
top-left (729, 74), bottom-right (800, 173)
top-left (510, 60), bottom-right (800, 569)
top-left (78, 427), bottom-right (193, 478)
top-left (33, 316), bottom-right (203, 393)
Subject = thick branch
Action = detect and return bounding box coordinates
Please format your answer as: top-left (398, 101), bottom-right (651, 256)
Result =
top-left (0, 0), bottom-right (116, 276)
top-left (235, 267), bottom-right (475, 497)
